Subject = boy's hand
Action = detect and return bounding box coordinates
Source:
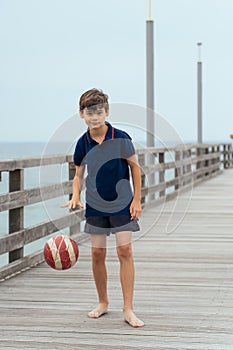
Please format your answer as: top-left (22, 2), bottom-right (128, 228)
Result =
top-left (60, 198), bottom-right (84, 210)
top-left (130, 198), bottom-right (142, 220)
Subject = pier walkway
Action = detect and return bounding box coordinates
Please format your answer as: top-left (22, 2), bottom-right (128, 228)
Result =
top-left (1, 169), bottom-right (233, 350)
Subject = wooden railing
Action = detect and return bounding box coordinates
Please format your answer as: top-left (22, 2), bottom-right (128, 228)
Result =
top-left (0, 143), bottom-right (232, 280)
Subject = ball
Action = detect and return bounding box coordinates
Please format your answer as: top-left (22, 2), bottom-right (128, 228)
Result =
top-left (44, 235), bottom-right (79, 270)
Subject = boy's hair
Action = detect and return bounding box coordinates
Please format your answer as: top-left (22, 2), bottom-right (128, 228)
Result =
top-left (79, 88), bottom-right (109, 112)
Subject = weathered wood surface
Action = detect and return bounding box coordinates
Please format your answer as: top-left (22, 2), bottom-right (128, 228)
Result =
top-left (1, 169), bottom-right (233, 349)
top-left (0, 154), bottom-right (73, 171)
top-left (0, 210), bottom-right (85, 255)
top-left (0, 181), bottom-right (72, 212)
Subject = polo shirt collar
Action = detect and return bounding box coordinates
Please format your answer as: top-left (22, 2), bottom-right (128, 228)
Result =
top-left (86, 122), bottom-right (114, 144)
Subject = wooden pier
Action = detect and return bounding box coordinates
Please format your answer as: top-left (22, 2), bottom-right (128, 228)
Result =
top-left (0, 143), bottom-right (233, 349)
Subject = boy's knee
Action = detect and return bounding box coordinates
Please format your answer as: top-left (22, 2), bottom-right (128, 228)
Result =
top-left (117, 243), bottom-right (132, 260)
top-left (92, 247), bottom-right (106, 261)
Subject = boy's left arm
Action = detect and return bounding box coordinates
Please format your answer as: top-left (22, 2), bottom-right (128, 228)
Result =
top-left (127, 154), bottom-right (142, 220)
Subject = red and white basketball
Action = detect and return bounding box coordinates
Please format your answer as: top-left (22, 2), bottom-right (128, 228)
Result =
top-left (44, 235), bottom-right (79, 270)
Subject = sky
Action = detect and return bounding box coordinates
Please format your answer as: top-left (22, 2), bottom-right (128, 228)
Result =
top-left (0, 0), bottom-right (233, 143)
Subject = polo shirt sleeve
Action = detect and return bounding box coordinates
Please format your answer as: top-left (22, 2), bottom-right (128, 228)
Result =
top-left (73, 139), bottom-right (85, 166)
top-left (121, 132), bottom-right (136, 159)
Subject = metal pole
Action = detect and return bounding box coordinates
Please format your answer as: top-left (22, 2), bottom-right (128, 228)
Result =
top-left (146, 0), bottom-right (155, 200)
top-left (197, 42), bottom-right (203, 144)
top-left (146, 12), bottom-right (154, 147)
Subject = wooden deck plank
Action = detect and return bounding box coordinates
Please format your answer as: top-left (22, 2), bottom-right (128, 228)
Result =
top-left (1, 170), bottom-right (233, 349)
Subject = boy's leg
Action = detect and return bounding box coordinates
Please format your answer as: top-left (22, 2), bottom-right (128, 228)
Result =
top-left (88, 234), bottom-right (109, 318)
top-left (115, 231), bottom-right (144, 327)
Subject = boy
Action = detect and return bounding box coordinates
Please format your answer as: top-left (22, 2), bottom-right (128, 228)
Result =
top-left (62, 88), bottom-right (144, 327)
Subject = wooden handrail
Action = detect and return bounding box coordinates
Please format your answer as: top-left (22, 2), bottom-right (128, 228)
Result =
top-left (0, 143), bottom-right (232, 281)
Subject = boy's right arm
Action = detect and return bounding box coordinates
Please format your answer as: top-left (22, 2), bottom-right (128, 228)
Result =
top-left (61, 165), bottom-right (84, 210)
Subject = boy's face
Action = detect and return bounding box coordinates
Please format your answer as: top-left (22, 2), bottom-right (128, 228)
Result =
top-left (80, 106), bottom-right (109, 130)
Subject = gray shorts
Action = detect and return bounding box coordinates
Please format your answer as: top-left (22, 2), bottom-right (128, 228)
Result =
top-left (84, 215), bottom-right (140, 235)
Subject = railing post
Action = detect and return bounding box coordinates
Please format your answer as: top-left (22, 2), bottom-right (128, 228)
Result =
top-left (211, 146), bottom-right (215, 172)
top-left (213, 146), bottom-right (218, 173)
top-left (182, 148), bottom-right (190, 186)
top-left (223, 144), bottom-right (227, 169)
top-left (230, 144), bottom-right (233, 167)
top-left (158, 152), bottom-right (165, 198)
top-left (216, 145), bottom-right (220, 170)
top-left (147, 151), bottom-right (155, 201)
top-left (182, 149), bottom-right (187, 186)
top-left (204, 147), bottom-right (209, 176)
top-left (196, 146), bottom-right (202, 180)
top-left (68, 162), bottom-right (80, 236)
top-left (186, 148), bottom-right (192, 184)
top-left (227, 144), bottom-right (231, 168)
top-left (138, 153), bottom-right (146, 204)
top-left (9, 169), bottom-right (24, 263)
top-left (174, 149), bottom-right (181, 191)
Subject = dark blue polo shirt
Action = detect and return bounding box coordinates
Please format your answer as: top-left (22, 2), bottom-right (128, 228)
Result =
top-left (73, 122), bottom-right (135, 217)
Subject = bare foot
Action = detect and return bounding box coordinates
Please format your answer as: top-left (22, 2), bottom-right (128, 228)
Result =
top-left (88, 303), bottom-right (108, 318)
top-left (124, 309), bottom-right (144, 328)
